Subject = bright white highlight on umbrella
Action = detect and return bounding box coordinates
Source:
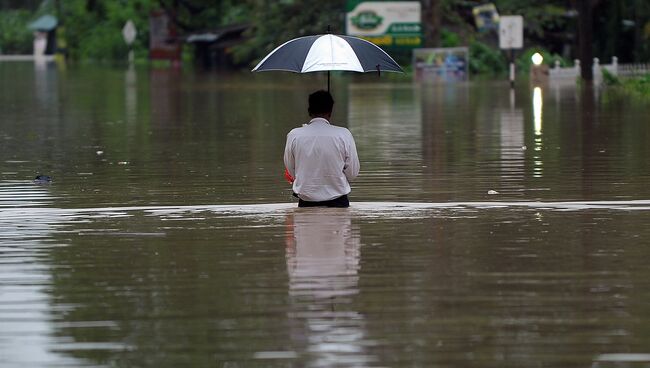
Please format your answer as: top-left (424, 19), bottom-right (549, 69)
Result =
top-left (302, 35), bottom-right (363, 72)
top-left (531, 52), bottom-right (544, 66)
top-left (533, 87), bottom-right (543, 135)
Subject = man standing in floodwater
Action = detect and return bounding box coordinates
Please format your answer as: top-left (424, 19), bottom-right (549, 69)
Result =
top-left (284, 90), bottom-right (360, 208)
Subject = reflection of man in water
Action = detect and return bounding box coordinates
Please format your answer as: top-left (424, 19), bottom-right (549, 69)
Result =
top-left (285, 209), bottom-right (360, 299)
top-left (285, 209), bottom-right (370, 366)
top-left (284, 90), bottom-right (360, 208)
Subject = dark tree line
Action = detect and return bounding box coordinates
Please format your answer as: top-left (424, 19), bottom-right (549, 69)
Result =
top-left (1, 0), bottom-right (649, 77)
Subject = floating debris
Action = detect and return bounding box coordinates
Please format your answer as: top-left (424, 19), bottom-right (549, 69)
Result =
top-left (33, 174), bottom-right (52, 184)
top-left (487, 190), bottom-right (499, 195)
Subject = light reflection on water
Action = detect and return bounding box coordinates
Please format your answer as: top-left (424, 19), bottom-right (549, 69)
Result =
top-left (0, 182), bottom-right (87, 367)
top-left (2, 63), bottom-right (650, 367)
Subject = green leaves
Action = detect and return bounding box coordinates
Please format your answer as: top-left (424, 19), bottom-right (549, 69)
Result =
top-left (63, 0), bottom-right (152, 61)
top-left (468, 40), bottom-right (506, 75)
top-left (231, 0), bottom-right (344, 67)
top-left (0, 10), bottom-right (33, 54)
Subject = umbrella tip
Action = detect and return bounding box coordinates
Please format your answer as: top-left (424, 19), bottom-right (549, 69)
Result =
top-left (327, 24), bottom-right (331, 33)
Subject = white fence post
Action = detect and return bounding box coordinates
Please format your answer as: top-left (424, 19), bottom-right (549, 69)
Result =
top-left (593, 57), bottom-right (600, 80)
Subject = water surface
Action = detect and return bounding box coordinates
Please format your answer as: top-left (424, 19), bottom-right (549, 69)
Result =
top-left (1, 62), bottom-right (650, 367)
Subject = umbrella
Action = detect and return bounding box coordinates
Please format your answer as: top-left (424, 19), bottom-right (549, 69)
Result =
top-left (252, 34), bottom-right (403, 91)
top-left (28, 15), bottom-right (58, 31)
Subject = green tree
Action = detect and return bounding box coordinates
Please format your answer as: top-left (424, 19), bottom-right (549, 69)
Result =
top-left (231, 0), bottom-right (345, 67)
top-left (155, 0), bottom-right (247, 31)
top-left (0, 9), bottom-right (33, 54)
top-left (61, 0), bottom-right (154, 61)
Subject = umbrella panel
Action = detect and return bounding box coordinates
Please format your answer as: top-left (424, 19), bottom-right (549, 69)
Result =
top-left (253, 34), bottom-right (402, 74)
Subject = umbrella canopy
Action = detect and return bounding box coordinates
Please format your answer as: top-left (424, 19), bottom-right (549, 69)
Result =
top-left (27, 14), bottom-right (59, 32)
top-left (28, 15), bottom-right (58, 31)
top-left (252, 34), bottom-right (402, 90)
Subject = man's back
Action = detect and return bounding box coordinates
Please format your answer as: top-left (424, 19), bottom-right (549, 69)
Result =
top-left (284, 118), bottom-right (359, 202)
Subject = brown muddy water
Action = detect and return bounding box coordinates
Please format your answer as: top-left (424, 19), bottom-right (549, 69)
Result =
top-left (1, 62), bottom-right (650, 367)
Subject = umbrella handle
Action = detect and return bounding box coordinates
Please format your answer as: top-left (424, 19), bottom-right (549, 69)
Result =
top-left (376, 64), bottom-right (381, 77)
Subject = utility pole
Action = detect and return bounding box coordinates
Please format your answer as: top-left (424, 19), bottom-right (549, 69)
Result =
top-left (633, 0), bottom-right (647, 62)
top-left (422, 0), bottom-right (441, 47)
top-left (577, 0), bottom-right (594, 82)
top-left (55, 0), bottom-right (62, 22)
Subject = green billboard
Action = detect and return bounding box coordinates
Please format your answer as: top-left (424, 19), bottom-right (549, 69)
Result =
top-left (346, 1), bottom-right (422, 49)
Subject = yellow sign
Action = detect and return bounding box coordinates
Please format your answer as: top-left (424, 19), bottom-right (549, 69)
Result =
top-left (361, 35), bottom-right (393, 46)
top-left (472, 3), bottom-right (499, 31)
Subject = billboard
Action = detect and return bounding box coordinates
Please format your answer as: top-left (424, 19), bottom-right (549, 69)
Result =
top-left (413, 47), bottom-right (469, 83)
top-left (346, 1), bottom-right (422, 48)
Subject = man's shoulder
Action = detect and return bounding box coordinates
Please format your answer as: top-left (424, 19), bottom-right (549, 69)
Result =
top-left (288, 123), bottom-right (353, 138)
top-left (287, 125), bottom-right (307, 137)
top-left (329, 124), bottom-right (353, 136)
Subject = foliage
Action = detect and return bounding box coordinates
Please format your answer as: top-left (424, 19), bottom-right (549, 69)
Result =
top-left (230, 0), bottom-right (345, 67)
top-left (625, 74), bottom-right (650, 95)
top-left (2, 0), bottom-right (650, 72)
top-left (468, 40), bottom-right (506, 75)
top-left (602, 68), bottom-right (650, 97)
top-left (494, 1), bottom-right (571, 39)
top-left (618, 74), bottom-right (650, 96)
top-left (601, 68), bottom-right (621, 86)
top-left (440, 28), bottom-right (461, 47)
top-left (0, 10), bottom-right (33, 54)
top-left (61, 0), bottom-right (154, 61)
top-left (156, 0), bottom-right (248, 31)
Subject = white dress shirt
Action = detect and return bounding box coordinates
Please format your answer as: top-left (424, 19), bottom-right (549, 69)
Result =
top-left (284, 118), bottom-right (360, 202)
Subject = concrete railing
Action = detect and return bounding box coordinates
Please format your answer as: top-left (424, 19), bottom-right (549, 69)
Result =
top-left (0, 55), bottom-right (55, 62)
top-left (549, 59), bottom-right (582, 81)
top-left (617, 62), bottom-right (650, 77)
top-left (549, 56), bottom-right (649, 82)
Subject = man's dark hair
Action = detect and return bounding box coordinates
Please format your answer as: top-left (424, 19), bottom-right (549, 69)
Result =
top-left (308, 90), bottom-right (334, 116)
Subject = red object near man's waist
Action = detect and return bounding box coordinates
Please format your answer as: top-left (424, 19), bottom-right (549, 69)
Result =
top-left (284, 168), bottom-right (294, 184)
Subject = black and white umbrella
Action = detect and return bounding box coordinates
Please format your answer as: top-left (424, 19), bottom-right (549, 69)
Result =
top-left (252, 34), bottom-right (403, 90)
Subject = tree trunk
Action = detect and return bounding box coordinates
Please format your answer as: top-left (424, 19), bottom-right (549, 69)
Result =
top-left (633, 0), bottom-right (647, 62)
top-left (422, 0), bottom-right (441, 48)
top-left (577, 0), bottom-right (594, 81)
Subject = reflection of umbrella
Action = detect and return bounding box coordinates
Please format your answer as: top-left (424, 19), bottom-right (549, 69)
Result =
top-left (252, 34), bottom-right (403, 91)
top-left (28, 15), bottom-right (58, 31)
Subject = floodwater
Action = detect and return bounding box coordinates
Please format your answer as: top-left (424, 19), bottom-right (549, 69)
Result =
top-left (1, 61), bottom-right (650, 368)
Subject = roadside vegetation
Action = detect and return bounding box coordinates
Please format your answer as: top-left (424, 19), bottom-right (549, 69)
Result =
top-left (0, 0), bottom-right (648, 76)
top-left (0, 9), bottom-right (33, 54)
top-left (603, 69), bottom-right (650, 97)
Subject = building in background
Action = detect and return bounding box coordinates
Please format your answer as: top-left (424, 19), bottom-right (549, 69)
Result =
top-left (185, 24), bottom-right (249, 70)
top-left (149, 10), bottom-right (181, 64)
